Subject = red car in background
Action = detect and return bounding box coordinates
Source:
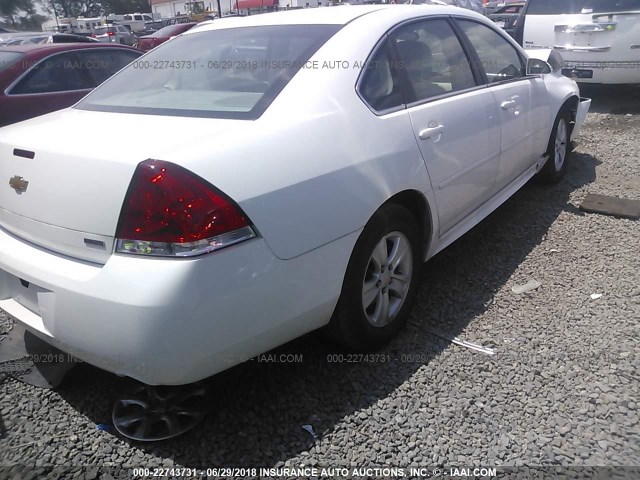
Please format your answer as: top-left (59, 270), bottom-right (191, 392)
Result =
top-left (136, 22), bottom-right (197, 51)
top-left (0, 43), bottom-right (141, 127)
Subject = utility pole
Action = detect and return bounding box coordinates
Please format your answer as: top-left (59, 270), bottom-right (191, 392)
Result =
top-left (51, 0), bottom-right (60, 30)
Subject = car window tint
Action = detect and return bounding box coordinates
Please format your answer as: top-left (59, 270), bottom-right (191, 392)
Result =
top-left (359, 41), bottom-right (403, 111)
top-left (391, 19), bottom-right (476, 103)
top-left (11, 52), bottom-right (92, 94)
top-left (456, 20), bottom-right (524, 83)
top-left (75, 50), bottom-right (140, 85)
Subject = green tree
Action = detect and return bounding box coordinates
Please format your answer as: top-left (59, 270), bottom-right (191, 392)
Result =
top-left (47, 0), bottom-right (105, 17)
top-left (43, 0), bottom-right (151, 18)
top-left (0, 0), bottom-right (37, 27)
top-left (106, 0), bottom-right (150, 14)
top-left (16, 12), bottom-right (47, 28)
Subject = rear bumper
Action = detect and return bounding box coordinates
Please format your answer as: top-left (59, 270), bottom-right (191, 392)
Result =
top-left (571, 97), bottom-right (591, 142)
top-left (562, 60), bottom-right (640, 85)
top-left (0, 225), bottom-right (355, 385)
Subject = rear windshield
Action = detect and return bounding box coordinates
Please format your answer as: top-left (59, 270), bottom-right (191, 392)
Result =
top-left (0, 51), bottom-right (24, 72)
top-left (528, 0), bottom-right (640, 14)
top-left (76, 25), bottom-right (341, 120)
top-left (94, 27), bottom-right (112, 34)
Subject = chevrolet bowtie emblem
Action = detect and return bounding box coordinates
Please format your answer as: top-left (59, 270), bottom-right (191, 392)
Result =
top-left (9, 175), bottom-right (29, 194)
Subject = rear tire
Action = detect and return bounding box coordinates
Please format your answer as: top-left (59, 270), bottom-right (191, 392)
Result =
top-left (538, 109), bottom-right (571, 183)
top-left (327, 204), bottom-right (421, 351)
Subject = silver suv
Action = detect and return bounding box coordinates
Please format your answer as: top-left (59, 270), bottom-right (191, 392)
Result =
top-left (92, 25), bottom-right (136, 46)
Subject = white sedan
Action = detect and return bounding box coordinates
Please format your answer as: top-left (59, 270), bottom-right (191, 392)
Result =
top-left (0, 5), bottom-right (590, 386)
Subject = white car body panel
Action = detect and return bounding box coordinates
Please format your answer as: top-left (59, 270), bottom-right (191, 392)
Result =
top-left (407, 88), bottom-right (501, 235)
top-left (523, 12), bottom-right (640, 84)
top-left (0, 226), bottom-right (360, 385)
top-left (0, 5), bottom-right (589, 385)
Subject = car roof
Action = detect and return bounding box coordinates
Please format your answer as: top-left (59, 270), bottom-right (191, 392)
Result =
top-left (186, 5), bottom-right (465, 31)
top-left (0, 43), bottom-right (139, 54)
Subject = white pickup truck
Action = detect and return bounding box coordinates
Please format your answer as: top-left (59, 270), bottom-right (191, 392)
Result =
top-left (108, 13), bottom-right (156, 33)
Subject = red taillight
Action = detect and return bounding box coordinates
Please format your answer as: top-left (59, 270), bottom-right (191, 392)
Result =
top-left (115, 160), bottom-right (255, 257)
top-left (91, 34), bottom-right (97, 38)
top-left (108, 31), bottom-right (115, 36)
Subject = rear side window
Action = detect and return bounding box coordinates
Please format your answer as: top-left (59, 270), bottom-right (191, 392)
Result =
top-left (77, 25), bottom-right (341, 120)
top-left (358, 41), bottom-right (403, 111)
top-left (527, 0), bottom-right (640, 14)
top-left (10, 52), bottom-right (93, 94)
top-left (74, 49), bottom-right (141, 85)
top-left (0, 52), bottom-right (24, 73)
top-left (456, 20), bottom-right (524, 83)
top-left (391, 19), bottom-right (477, 103)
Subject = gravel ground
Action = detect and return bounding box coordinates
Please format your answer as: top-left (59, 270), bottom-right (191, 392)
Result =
top-left (1, 85), bottom-right (639, 477)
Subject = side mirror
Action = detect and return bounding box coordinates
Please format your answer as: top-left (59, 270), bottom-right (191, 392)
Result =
top-left (526, 57), bottom-right (552, 75)
top-left (547, 49), bottom-right (565, 73)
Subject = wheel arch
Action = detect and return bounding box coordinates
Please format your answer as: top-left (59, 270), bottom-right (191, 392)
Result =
top-left (383, 189), bottom-right (434, 261)
top-left (562, 95), bottom-right (580, 130)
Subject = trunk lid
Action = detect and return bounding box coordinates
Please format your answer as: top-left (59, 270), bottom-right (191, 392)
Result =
top-left (0, 108), bottom-right (243, 264)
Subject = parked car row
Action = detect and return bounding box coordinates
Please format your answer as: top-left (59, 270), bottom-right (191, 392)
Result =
top-left (1, 0), bottom-right (636, 131)
top-left (1, 21), bottom-right (198, 51)
top-left (0, 32), bottom-right (99, 46)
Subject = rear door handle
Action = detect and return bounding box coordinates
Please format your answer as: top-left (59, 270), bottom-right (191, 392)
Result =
top-left (418, 124), bottom-right (445, 140)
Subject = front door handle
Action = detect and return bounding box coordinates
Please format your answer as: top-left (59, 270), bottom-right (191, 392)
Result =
top-left (501, 95), bottom-right (520, 110)
top-left (419, 124), bottom-right (445, 140)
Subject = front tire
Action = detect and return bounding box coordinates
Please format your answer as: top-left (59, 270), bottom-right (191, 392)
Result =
top-left (327, 204), bottom-right (421, 351)
top-left (538, 109), bottom-right (571, 183)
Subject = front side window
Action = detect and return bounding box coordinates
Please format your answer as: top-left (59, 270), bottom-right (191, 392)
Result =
top-left (456, 20), bottom-right (524, 83)
top-left (527, 0), bottom-right (640, 14)
top-left (10, 52), bottom-right (93, 94)
top-left (390, 19), bottom-right (477, 103)
top-left (76, 25), bottom-right (341, 120)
